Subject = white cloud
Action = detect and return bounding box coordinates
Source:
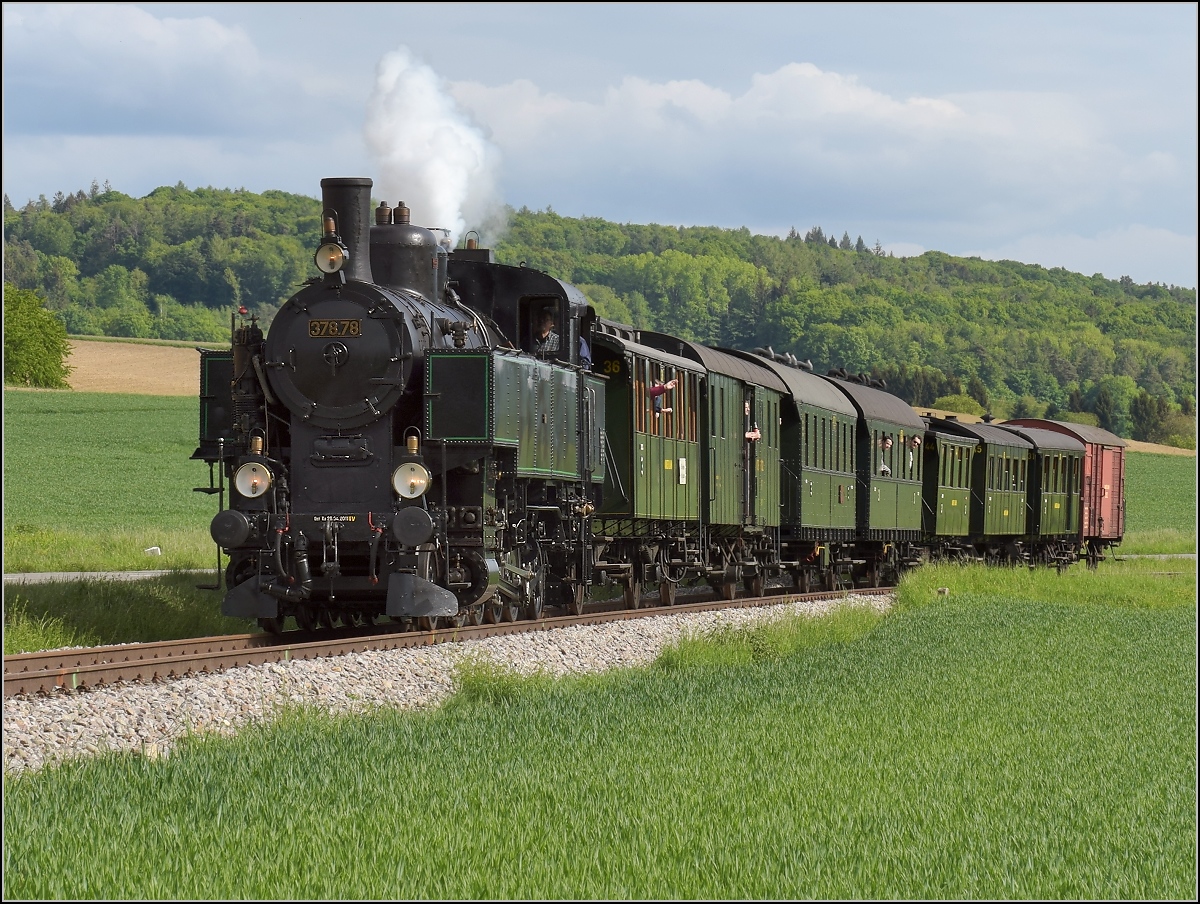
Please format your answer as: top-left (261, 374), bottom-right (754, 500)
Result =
top-left (2, 3), bottom-right (309, 137)
top-left (447, 62), bottom-right (1139, 211)
top-left (446, 60), bottom-right (1195, 286)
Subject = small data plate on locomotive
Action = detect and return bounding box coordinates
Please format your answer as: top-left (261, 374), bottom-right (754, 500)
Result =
top-left (308, 319), bottom-right (362, 338)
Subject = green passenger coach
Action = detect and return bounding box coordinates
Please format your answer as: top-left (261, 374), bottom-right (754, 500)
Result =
top-left (921, 418), bottom-right (980, 544)
top-left (996, 423), bottom-right (1085, 568)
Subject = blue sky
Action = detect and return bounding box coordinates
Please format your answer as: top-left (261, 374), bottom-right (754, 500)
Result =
top-left (3, 2), bottom-right (1196, 288)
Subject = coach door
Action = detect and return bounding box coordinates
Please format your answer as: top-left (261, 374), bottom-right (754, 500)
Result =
top-left (707, 373), bottom-right (743, 526)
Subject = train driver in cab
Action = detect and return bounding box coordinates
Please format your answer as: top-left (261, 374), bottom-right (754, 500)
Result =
top-left (534, 308), bottom-right (560, 358)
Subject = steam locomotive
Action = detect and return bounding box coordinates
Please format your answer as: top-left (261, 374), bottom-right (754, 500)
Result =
top-left (193, 176), bottom-right (1126, 633)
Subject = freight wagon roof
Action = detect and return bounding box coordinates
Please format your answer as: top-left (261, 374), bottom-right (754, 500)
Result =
top-left (819, 375), bottom-right (926, 431)
top-left (637, 332), bottom-right (789, 392)
top-left (927, 417), bottom-right (1034, 449)
top-left (723, 349), bottom-right (857, 417)
top-left (1003, 419), bottom-right (1127, 448)
top-left (996, 425), bottom-right (1085, 454)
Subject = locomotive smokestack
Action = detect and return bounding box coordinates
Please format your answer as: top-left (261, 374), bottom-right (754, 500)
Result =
top-left (320, 177), bottom-right (374, 283)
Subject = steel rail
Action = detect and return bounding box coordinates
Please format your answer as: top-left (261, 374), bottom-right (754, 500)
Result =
top-left (4, 586), bottom-right (892, 698)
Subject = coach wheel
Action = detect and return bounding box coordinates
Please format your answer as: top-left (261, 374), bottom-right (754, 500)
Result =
top-left (659, 580), bottom-right (677, 607)
top-left (484, 601), bottom-right (505, 624)
top-left (744, 572), bottom-right (764, 598)
top-left (1086, 545), bottom-right (1100, 571)
top-left (707, 579), bottom-right (736, 601)
top-left (296, 605), bottom-right (317, 633)
top-left (623, 578), bottom-right (642, 610)
top-left (417, 616), bottom-right (440, 631)
top-left (317, 608), bottom-right (336, 631)
top-left (449, 608), bottom-right (470, 629)
top-left (868, 561), bottom-right (882, 588)
top-left (794, 570), bottom-right (810, 594)
top-left (824, 568), bottom-right (837, 592)
top-left (257, 616), bottom-right (283, 635)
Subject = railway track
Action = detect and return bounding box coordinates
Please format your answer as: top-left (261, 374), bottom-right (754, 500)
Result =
top-left (4, 586), bottom-right (891, 698)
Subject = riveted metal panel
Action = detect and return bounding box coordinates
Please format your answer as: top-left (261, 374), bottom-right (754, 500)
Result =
top-left (426, 352), bottom-right (491, 442)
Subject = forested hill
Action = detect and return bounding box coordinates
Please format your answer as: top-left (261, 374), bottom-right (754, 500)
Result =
top-left (3, 184), bottom-right (1195, 446)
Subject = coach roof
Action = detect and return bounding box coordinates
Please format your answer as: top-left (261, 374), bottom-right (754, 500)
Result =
top-left (637, 332), bottom-right (789, 393)
top-left (820, 374), bottom-right (926, 431)
top-left (724, 349), bottom-right (857, 416)
top-left (996, 424), bottom-right (1085, 454)
top-left (927, 416), bottom-right (1035, 450)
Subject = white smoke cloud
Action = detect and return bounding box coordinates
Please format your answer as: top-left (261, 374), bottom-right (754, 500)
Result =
top-left (364, 47), bottom-right (504, 245)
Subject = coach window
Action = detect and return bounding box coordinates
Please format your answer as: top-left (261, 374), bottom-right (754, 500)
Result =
top-left (692, 375), bottom-right (699, 442)
top-left (634, 360), bottom-right (644, 434)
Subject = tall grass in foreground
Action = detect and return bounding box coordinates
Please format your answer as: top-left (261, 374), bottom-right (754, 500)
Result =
top-left (4, 564), bottom-right (1194, 900)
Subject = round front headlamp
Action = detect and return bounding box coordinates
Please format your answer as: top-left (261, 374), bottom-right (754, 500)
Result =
top-left (392, 462), bottom-right (431, 499)
top-left (234, 462), bottom-right (273, 498)
top-left (314, 242), bottom-right (349, 274)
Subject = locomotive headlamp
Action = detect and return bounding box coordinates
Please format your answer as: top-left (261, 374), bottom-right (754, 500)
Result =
top-left (234, 462), bottom-right (273, 498)
top-left (314, 241), bottom-right (349, 274)
top-left (392, 462), bottom-right (431, 499)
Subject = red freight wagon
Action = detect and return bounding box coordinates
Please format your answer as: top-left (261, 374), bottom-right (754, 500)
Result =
top-left (1004, 419), bottom-right (1126, 567)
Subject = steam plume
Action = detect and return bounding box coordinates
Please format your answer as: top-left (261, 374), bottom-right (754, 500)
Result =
top-left (364, 47), bottom-right (503, 245)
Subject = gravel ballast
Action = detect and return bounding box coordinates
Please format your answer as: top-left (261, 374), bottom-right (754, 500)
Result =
top-left (4, 592), bottom-right (890, 775)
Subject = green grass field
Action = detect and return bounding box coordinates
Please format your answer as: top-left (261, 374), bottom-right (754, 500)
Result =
top-left (1119, 451), bottom-right (1198, 554)
top-left (4, 390), bottom-right (1194, 573)
top-left (4, 390), bottom-right (215, 572)
top-left (3, 560), bottom-right (1194, 899)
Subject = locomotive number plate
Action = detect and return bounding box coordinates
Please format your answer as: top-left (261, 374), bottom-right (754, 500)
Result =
top-left (308, 319), bottom-right (362, 338)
